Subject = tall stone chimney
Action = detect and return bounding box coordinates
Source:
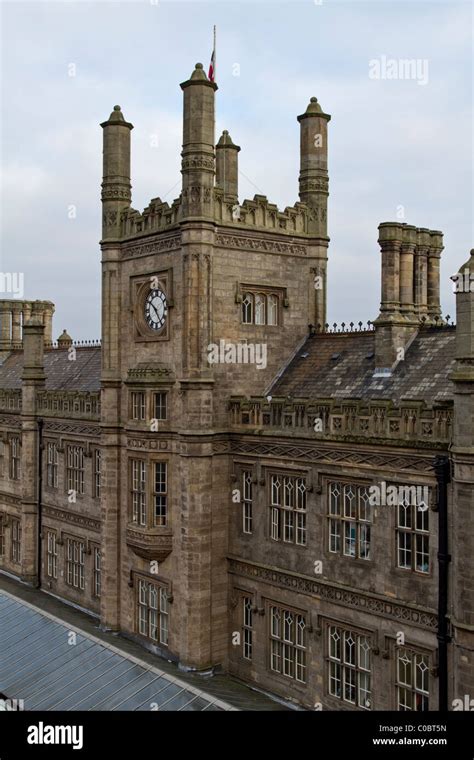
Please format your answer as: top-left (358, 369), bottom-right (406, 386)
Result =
top-left (450, 248), bottom-right (474, 704)
top-left (216, 130), bottom-right (240, 201)
top-left (21, 318), bottom-right (45, 586)
top-left (100, 105), bottom-right (133, 241)
top-left (374, 222), bottom-right (444, 372)
top-left (180, 63), bottom-right (217, 220)
top-left (297, 97), bottom-right (330, 239)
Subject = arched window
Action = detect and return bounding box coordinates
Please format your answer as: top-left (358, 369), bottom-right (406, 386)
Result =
top-left (255, 293), bottom-right (266, 325)
top-left (267, 294), bottom-right (278, 325)
top-left (242, 293), bottom-right (254, 324)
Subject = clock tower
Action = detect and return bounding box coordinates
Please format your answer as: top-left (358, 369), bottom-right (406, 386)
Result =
top-left (99, 64), bottom-right (329, 671)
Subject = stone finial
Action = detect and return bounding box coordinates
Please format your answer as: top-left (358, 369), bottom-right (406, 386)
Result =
top-left (57, 329), bottom-right (73, 348)
top-left (297, 96), bottom-right (331, 123)
top-left (100, 105), bottom-right (133, 129)
top-left (190, 62), bottom-right (207, 81)
top-left (217, 130), bottom-right (240, 150)
top-left (181, 62), bottom-right (217, 90)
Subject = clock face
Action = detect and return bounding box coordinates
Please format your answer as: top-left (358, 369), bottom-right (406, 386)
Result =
top-left (144, 288), bottom-right (168, 331)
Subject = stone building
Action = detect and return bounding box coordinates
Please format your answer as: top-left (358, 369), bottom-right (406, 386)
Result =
top-left (0, 62), bottom-right (472, 711)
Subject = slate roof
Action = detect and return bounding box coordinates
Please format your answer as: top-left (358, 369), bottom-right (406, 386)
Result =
top-left (0, 347), bottom-right (101, 392)
top-left (270, 327), bottom-right (456, 404)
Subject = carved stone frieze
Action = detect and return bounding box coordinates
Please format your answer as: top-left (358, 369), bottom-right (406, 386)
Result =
top-left (228, 558), bottom-right (437, 631)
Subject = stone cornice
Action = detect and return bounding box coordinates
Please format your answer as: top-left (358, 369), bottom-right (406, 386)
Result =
top-left (228, 557), bottom-right (437, 632)
top-left (43, 420), bottom-right (100, 437)
top-left (43, 504), bottom-right (101, 533)
top-left (215, 231), bottom-right (308, 257)
top-left (215, 436), bottom-right (440, 474)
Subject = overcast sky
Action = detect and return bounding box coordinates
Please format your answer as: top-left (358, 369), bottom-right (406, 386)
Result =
top-left (1, 0), bottom-right (472, 340)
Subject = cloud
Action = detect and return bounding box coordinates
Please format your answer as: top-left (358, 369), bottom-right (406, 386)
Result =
top-left (0, 0), bottom-right (471, 336)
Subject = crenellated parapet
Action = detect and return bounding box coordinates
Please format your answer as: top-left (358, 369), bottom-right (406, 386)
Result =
top-left (0, 390), bottom-right (22, 412)
top-left (120, 196), bottom-right (181, 239)
top-left (37, 390), bottom-right (100, 420)
top-left (229, 395), bottom-right (453, 446)
top-left (213, 191), bottom-right (314, 235)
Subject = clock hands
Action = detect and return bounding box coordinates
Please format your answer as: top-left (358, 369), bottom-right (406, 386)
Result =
top-left (149, 300), bottom-right (160, 321)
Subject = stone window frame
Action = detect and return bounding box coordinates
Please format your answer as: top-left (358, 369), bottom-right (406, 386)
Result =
top-left (92, 543), bottom-right (101, 599)
top-left (391, 640), bottom-right (432, 712)
top-left (153, 391), bottom-right (168, 422)
top-left (323, 617), bottom-right (373, 711)
top-left (238, 283), bottom-right (288, 327)
top-left (9, 436), bottom-right (21, 481)
top-left (232, 461), bottom-right (257, 538)
top-left (394, 485), bottom-right (431, 576)
top-left (0, 512), bottom-right (5, 559)
top-left (11, 517), bottom-right (21, 564)
top-left (268, 469), bottom-right (308, 547)
top-left (128, 389), bottom-right (170, 426)
top-left (135, 573), bottom-right (170, 647)
top-left (130, 391), bottom-right (146, 421)
top-left (93, 448), bottom-right (101, 500)
top-left (64, 534), bottom-right (85, 591)
top-left (324, 478), bottom-right (373, 563)
top-left (130, 457), bottom-right (147, 527)
top-left (0, 439), bottom-right (4, 478)
top-left (46, 529), bottom-right (58, 580)
top-left (128, 456), bottom-right (169, 529)
top-left (45, 440), bottom-right (59, 490)
top-left (65, 443), bottom-right (85, 497)
top-left (266, 598), bottom-right (308, 686)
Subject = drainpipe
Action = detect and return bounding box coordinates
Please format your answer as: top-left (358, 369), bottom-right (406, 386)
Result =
top-left (433, 454), bottom-right (451, 711)
top-left (37, 418), bottom-right (43, 589)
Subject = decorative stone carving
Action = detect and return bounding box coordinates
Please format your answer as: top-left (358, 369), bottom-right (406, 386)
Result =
top-left (122, 235), bottom-right (181, 260)
top-left (215, 233), bottom-right (307, 257)
top-left (126, 526), bottom-right (172, 561)
top-left (228, 558), bottom-right (437, 631)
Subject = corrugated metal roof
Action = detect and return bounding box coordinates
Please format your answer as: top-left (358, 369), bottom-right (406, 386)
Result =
top-left (0, 591), bottom-right (236, 711)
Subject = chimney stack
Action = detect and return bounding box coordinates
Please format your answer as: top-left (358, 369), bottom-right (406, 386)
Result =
top-left (100, 105), bottom-right (133, 241)
top-left (374, 222), bottom-right (444, 372)
top-left (216, 130), bottom-right (240, 201)
top-left (297, 97), bottom-right (331, 238)
top-left (180, 63), bottom-right (217, 219)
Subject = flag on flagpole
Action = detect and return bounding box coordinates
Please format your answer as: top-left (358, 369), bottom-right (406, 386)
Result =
top-left (208, 26), bottom-right (216, 82)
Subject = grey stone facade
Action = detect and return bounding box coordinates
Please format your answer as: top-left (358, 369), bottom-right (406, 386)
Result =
top-left (0, 62), bottom-right (472, 711)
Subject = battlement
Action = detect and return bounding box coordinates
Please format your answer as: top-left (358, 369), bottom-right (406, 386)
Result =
top-left (214, 191), bottom-right (313, 235)
top-left (120, 197), bottom-right (181, 239)
top-left (101, 66), bottom-right (330, 246)
top-left (229, 395), bottom-right (453, 446)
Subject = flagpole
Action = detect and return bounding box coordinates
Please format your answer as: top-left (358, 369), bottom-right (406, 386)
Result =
top-left (213, 25), bottom-right (216, 82)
